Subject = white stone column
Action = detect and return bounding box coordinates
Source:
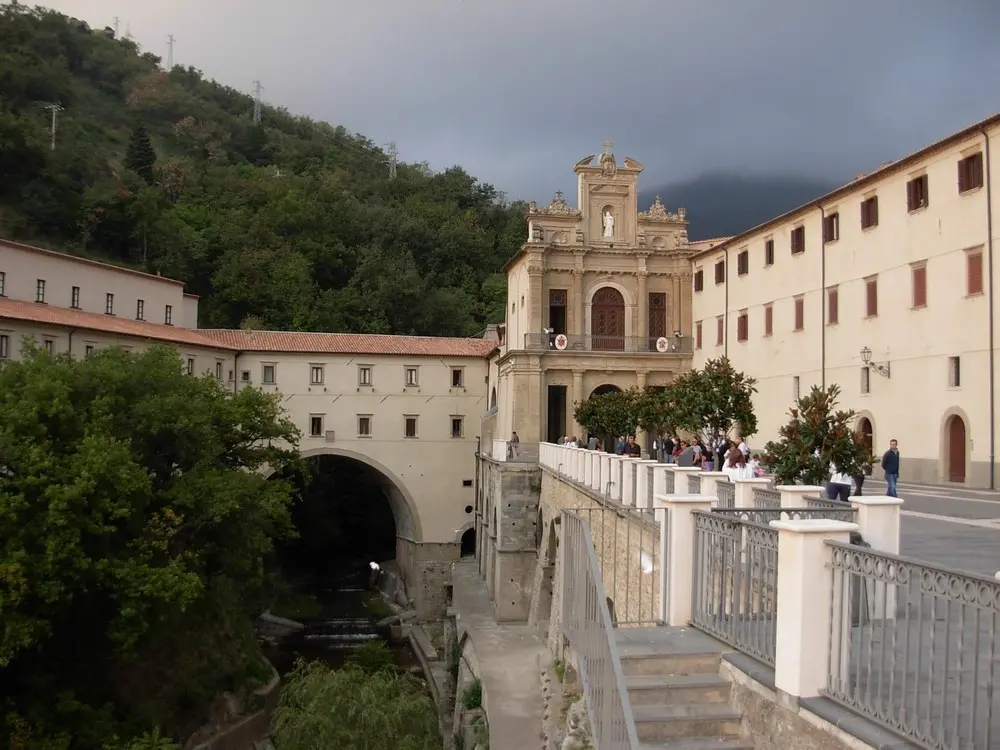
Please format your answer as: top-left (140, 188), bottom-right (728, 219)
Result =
top-left (697, 471), bottom-right (729, 504)
top-left (652, 465), bottom-right (668, 499)
top-left (621, 457), bottom-right (640, 506)
top-left (771, 518), bottom-right (858, 700)
top-left (654, 493), bottom-right (715, 626)
top-left (584, 450), bottom-right (594, 487)
top-left (777, 484), bottom-right (827, 508)
top-left (733, 477), bottom-right (771, 509)
top-left (607, 456), bottom-right (623, 501)
top-left (634, 459), bottom-right (659, 509)
top-left (666, 466), bottom-right (703, 495)
top-left (588, 452), bottom-right (601, 492)
top-left (599, 454), bottom-right (612, 495)
top-left (849, 495), bottom-right (904, 619)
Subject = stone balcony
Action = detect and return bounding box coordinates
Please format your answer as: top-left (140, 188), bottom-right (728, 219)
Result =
top-left (520, 332), bottom-right (693, 355)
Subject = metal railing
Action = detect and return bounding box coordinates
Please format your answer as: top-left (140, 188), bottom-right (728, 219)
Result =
top-left (712, 506), bottom-right (858, 524)
top-left (752, 486), bottom-right (781, 508)
top-left (804, 495), bottom-right (848, 511)
top-left (571, 506), bottom-right (660, 627)
top-left (692, 510), bottom-right (778, 666)
top-left (523, 332), bottom-right (694, 354)
top-left (687, 473), bottom-right (702, 493)
top-left (560, 510), bottom-right (642, 750)
top-left (716, 480), bottom-right (735, 508)
top-left (826, 542), bottom-right (1000, 750)
top-left (665, 470), bottom-right (675, 494)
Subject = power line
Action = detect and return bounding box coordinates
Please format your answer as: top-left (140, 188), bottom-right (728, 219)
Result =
top-left (42, 103), bottom-right (63, 151)
top-left (385, 141), bottom-right (398, 179)
top-left (166, 34), bottom-right (175, 69)
top-left (252, 80), bottom-right (263, 124)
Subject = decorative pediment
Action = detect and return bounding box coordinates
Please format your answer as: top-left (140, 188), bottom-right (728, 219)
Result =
top-left (529, 191), bottom-right (582, 217)
top-left (623, 157), bottom-right (644, 171)
top-left (638, 195), bottom-right (687, 223)
top-left (575, 155), bottom-right (595, 167)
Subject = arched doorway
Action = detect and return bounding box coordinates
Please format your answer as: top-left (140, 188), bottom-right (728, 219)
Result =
top-left (946, 415), bottom-right (967, 483)
top-left (460, 528), bottom-right (476, 557)
top-left (590, 383), bottom-right (623, 398)
top-left (591, 287), bottom-right (625, 351)
top-left (856, 416), bottom-right (874, 471)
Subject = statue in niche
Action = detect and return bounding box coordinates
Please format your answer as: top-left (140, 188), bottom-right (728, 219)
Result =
top-left (602, 209), bottom-right (615, 238)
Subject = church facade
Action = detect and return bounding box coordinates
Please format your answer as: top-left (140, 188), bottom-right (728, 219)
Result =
top-left (493, 144), bottom-right (701, 448)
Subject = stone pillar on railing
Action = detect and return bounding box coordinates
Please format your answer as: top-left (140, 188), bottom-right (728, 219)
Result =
top-left (666, 466), bottom-right (702, 495)
top-left (575, 448), bottom-right (586, 483)
top-left (634, 460), bottom-right (659, 509)
top-left (599, 454), bottom-right (612, 495)
top-left (771, 518), bottom-right (858, 700)
top-left (696, 471), bottom-right (729, 504)
top-left (588, 452), bottom-right (601, 492)
top-left (777, 484), bottom-right (827, 508)
top-left (621, 457), bottom-right (640, 506)
top-left (584, 450), bottom-right (593, 487)
top-left (607, 455), bottom-right (623, 501)
top-left (733, 477), bottom-right (771, 508)
top-left (652, 465), bottom-right (668, 499)
top-left (849, 495), bottom-right (904, 619)
top-left (654, 493), bottom-right (715, 626)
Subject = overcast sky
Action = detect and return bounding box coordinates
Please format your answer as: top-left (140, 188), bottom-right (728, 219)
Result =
top-left (39, 0), bottom-right (1000, 203)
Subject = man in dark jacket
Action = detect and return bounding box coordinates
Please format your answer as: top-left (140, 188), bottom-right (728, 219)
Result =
top-left (881, 439), bottom-right (900, 498)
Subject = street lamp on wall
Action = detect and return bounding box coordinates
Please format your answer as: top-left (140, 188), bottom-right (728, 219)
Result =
top-left (860, 346), bottom-right (891, 378)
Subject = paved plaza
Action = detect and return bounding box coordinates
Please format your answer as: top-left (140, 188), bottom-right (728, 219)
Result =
top-left (862, 477), bottom-right (1000, 576)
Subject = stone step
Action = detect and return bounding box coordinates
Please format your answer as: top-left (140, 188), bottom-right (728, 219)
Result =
top-left (626, 672), bottom-right (731, 704)
top-left (619, 644), bottom-right (721, 676)
top-left (640, 739), bottom-right (754, 750)
top-left (632, 703), bottom-right (743, 742)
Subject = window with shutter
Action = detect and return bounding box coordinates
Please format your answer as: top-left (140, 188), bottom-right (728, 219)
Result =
top-left (823, 213), bottom-right (840, 242)
top-left (793, 297), bottom-right (804, 331)
top-left (737, 250), bottom-right (749, 276)
top-left (967, 252), bottom-right (984, 296)
top-left (764, 239), bottom-right (775, 266)
top-left (716, 317), bottom-right (724, 345)
top-left (737, 312), bottom-right (748, 342)
top-left (907, 175), bottom-right (929, 212)
top-left (827, 287), bottom-right (839, 324)
top-left (866, 278), bottom-right (878, 317)
top-left (695, 321), bottom-right (703, 349)
top-left (791, 226), bottom-right (805, 254)
top-left (958, 153), bottom-right (984, 193)
top-left (912, 265), bottom-right (927, 308)
top-left (861, 196), bottom-right (879, 229)
top-left (694, 270), bottom-right (704, 292)
top-left (714, 261), bottom-right (725, 284)
top-left (764, 305), bottom-right (773, 336)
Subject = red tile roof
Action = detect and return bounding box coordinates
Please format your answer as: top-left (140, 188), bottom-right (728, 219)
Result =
top-left (0, 297), bottom-right (224, 348)
top-left (1, 238), bottom-right (186, 287)
top-left (198, 329), bottom-right (498, 358)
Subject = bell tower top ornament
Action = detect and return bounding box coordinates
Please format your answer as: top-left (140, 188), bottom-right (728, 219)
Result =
top-left (599, 139), bottom-right (617, 176)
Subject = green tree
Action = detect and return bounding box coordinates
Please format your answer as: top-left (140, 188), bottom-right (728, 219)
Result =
top-left (762, 384), bottom-right (867, 486)
top-left (271, 661), bottom-right (439, 750)
top-left (125, 120), bottom-right (157, 183)
top-left (574, 388), bottom-right (640, 442)
top-left (634, 385), bottom-right (680, 442)
top-left (0, 343), bottom-right (301, 747)
top-left (670, 357), bottom-right (758, 441)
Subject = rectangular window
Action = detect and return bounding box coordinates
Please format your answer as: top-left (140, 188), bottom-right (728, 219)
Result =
top-left (548, 288), bottom-right (567, 335)
top-left (451, 368), bottom-right (464, 388)
top-left (907, 174), bottom-right (929, 212)
top-left (861, 367), bottom-right (870, 395)
top-left (405, 367), bottom-right (419, 387)
top-left (736, 311), bottom-right (748, 342)
top-left (359, 366), bottom-right (372, 386)
top-left (967, 251), bottom-right (984, 296)
top-left (310, 365), bottom-right (324, 385)
top-left (215, 361), bottom-right (223, 379)
top-left (136, 299), bottom-right (145, 320)
top-left (865, 277), bottom-right (878, 317)
top-left (309, 415), bottom-right (324, 437)
top-left (737, 250), bottom-right (749, 276)
top-left (948, 356), bottom-right (961, 388)
top-left (0, 271), bottom-right (5, 296)
top-left (165, 305), bottom-right (173, 325)
top-left (912, 264), bottom-right (928, 308)
top-left (958, 152), bottom-right (984, 193)
top-left (793, 297), bottom-right (804, 331)
top-left (0, 334), bottom-right (8, 358)
top-left (823, 213), bottom-right (840, 242)
top-left (861, 196), bottom-right (879, 229)
top-left (714, 260), bottom-right (725, 285)
top-left (693, 270), bottom-right (704, 292)
top-left (85, 344), bottom-right (94, 358)
top-left (790, 226), bottom-right (805, 254)
top-left (240, 370), bottom-right (251, 383)
top-left (404, 415), bottom-right (418, 438)
top-left (715, 316), bottom-right (724, 346)
top-left (44, 339), bottom-right (54, 354)
top-left (451, 416), bottom-right (464, 439)
top-left (793, 376), bottom-right (800, 400)
top-left (695, 321), bottom-right (703, 349)
top-left (764, 305), bottom-right (773, 336)
top-left (36, 279), bottom-right (45, 303)
top-left (764, 239), bottom-right (775, 266)
top-left (71, 286), bottom-right (80, 308)
top-left (827, 287), bottom-right (839, 325)
top-left (186, 357), bottom-right (195, 375)
top-left (105, 293), bottom-right (114, 315)
top-left (262, 364), bottom-right (276, 384)
top-left (358, 415), bottom-right (372, 437)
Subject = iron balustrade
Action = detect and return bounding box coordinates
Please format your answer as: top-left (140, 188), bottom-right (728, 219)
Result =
top-left (560, 510), bottom-right (642, 750)
top-left (665, 470), bottom-right (675, 494)
top-left (752, 486), bottom-right (781, 509)
top-left (716, 480), bottom-right (735, 508)
top-left (804, 495), bottom-right (848, 511)
top-left (825, 541), bottom-right (1000, 750)
top-left (522, 332), bottom-right (694, 354)
top-left (712, 507), bottom-right (858, 524)
top-left (570, 506), bottom-right (660, 627)
top-left (691, 510), bottom-right (778, 666)
top-left (687, 473), bottom-right (702, 494)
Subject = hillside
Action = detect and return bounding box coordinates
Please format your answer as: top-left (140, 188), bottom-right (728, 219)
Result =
top-left (0, 4), bottom-right (524, 336)
top-left (639, 173), bottom-right (839, 241)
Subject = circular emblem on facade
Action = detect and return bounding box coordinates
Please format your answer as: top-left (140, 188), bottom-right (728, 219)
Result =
top-left (655, 336), bottom-right (670, 353)
top-left (554, 334), bottom-right (569, 350)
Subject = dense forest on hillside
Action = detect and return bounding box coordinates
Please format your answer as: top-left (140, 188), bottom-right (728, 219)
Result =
top-left (0, 4), bottom-right (524, 334)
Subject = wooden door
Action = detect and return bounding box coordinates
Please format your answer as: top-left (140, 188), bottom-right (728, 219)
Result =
top-left (947, 416), bottom-right (966, 483)
top-left (591, 287), bottom-right (625, 351)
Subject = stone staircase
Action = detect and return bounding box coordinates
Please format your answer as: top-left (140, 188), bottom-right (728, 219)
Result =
top-left (616, 627), bottom-right (753, 749)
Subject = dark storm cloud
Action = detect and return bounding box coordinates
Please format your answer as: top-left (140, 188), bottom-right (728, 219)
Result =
top-left (44, 0), bottom-right (1000, 202)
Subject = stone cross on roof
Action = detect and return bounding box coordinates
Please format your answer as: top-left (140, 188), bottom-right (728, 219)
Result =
top-left (602, 140), bottom-right (615, 155)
